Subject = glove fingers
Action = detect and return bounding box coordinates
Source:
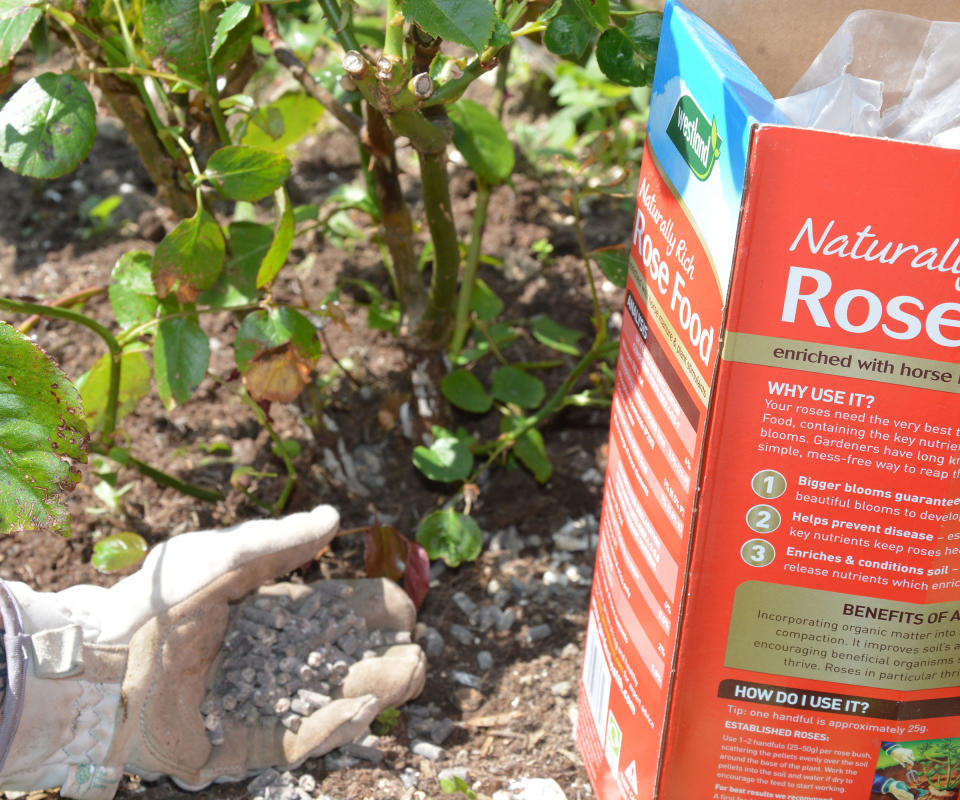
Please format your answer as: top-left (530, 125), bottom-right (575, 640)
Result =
top-left (329, 579), bottom-right (417, 632)
top-left (244, 695), bottom-right (381, 772)
top-left (340, 643), bottom-right (426, 709)
top-left (100, 506), bottom-right (339, 643)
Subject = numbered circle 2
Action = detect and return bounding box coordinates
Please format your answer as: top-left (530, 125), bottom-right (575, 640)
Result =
top-left (746, 504), bottom-right (781, 533)
top-left (741, 538), bottom-right (775, 568)
top-left (751, 469), bottom-right (786, 499)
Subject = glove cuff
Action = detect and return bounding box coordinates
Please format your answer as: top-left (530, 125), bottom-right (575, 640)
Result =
top-left (0, 580), bottom-right (28, 774)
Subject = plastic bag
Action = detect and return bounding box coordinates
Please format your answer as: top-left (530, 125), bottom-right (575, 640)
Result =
top-left (775, 9), bottom-right (960, 146)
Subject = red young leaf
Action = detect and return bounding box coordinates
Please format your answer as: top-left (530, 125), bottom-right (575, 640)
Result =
top-left (402, 540), bottom-right (431, 609)
top-left (363, 525), bottom-right (406, 582)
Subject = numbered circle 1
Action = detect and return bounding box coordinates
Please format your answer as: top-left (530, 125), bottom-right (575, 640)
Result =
top-left (751, 469), bottom-right (786, 499)
top-left (746, 504), bottom-right (781, 533)
top-left (741, 538), bottom-right (775, 568)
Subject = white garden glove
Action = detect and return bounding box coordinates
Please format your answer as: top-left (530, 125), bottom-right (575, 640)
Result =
top-left (0, 505), bottom-right (426, 799)
top-left (886, 746), bottom-right (915, 768)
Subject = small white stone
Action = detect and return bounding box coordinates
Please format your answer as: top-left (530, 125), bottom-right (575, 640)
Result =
top-left (410, 740), bottom-right (445, 761)
top-left (507, 778), bottom-right (569, 800)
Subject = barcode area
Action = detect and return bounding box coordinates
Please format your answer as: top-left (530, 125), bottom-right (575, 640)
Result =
top-left (583, 615), bottom-right (612, 739)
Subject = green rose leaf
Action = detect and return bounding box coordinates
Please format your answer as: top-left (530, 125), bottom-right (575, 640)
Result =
top-left (488, 18), bottom-right (512, 48)
top-left (205, 145), bottom-right (291, 202)
top-left (235, 307), bottom-right (322, 369)
top-left (294, 204), bottom-right (320, 223)
top-left (239, 93), bottom-right (325, 153)
top-left (197, 221), bottom-right (271, 308)
top-left (412, 426), bottom-right (473, 482)
top-left (142, 0), bottom-right (208, 83)
top-left (271, 438), bottom-right (301, 460)
top-left (543, 14), bottom-right (592, 60)
top-left (0, 73), bottom-right (96, 179)
top-left (400, 0), bottom-right (496, 53)
top-left (441, 369), bottom-right (491, 414)
top-left (454, 321), bottom-right (519, 366)
top-left (234, 307), bottom-right (321, 403)
top-left (27, 13), bottom-right (49, 61)
top-left (596, 13), bottom-right (661, 87)
top-left (572, 0), bottom-right (608, 31)
top-left (471, 278), bottom-right (503, 321)
top-left (109, 250), bottom-right (158, 329)
top-left (491, 366), bottom-right (545, 408)
top-left (75, 346), bottom-right (152, 432)
top-left (592, 248), bottom-right (628, 288)
top-left (449, 99), bottom-right (514, 186)
top-left (416, 509), bottom-right (482, 567)
top-left (343, 278), bottom-right (400, 334)
top-left (256, 188), bottom-right (295, 288)
top-left (502, 416), bottom-right (552, 483)
top-left (515, 428), bottom-right (552, 482)
top-left (622, 11), bottom-right (661, 59)
top-left (154, 315), bottom-right (209, 409)
top-left (211, 0), bottom-right (256, 73)
top-left (531, 315), bottom-right (583, 356)
top-left (92, 531), bottom-right (148, 572)
top-left (210, 0), bottom-right (252, 58)
top-left (0, 2), bottom-right (41, 66)
top-left (153, 208), bottom-right (225, 303)
top-left (0, 322), bottom-right (88, 534)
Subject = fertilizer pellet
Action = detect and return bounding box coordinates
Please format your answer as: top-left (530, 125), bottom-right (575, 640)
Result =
top-left (338, 633), bottom-right (359, 657)
top-left (289, 698), bottom-right (314, 716)
top-left (297, 689), bottom-right (331, 710)
top-left (208, 722), bottom-right (225, 746)
top-left (296, 593), bottom-right (324, 618)
top-left (203, 585), bottom-right (404, 744)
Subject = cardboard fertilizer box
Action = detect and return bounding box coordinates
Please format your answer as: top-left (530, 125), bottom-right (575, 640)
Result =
top-left (576, 2), bottom-right (960, 798)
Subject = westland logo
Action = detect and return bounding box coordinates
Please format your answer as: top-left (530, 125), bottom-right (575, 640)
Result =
top-left (667, 95), bottom-right (721, 180)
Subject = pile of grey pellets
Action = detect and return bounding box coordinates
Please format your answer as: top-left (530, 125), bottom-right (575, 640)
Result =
top-left (200, 584), bottom-right (410, 743)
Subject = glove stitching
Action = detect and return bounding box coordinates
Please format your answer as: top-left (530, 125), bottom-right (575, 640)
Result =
top-left (58, 681), bottom-right (115, 768)
top-left (84, 681), bottom-right (107, 763)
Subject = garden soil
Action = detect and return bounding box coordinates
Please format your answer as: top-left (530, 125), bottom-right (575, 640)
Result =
top-left (0, 108), bottom-right (631, 800)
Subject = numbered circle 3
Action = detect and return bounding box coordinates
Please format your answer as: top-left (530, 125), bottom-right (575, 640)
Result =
top-left (746, 504), bottom-right (781, 533)
top-left (741, 538), bottom-right (775, 568)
